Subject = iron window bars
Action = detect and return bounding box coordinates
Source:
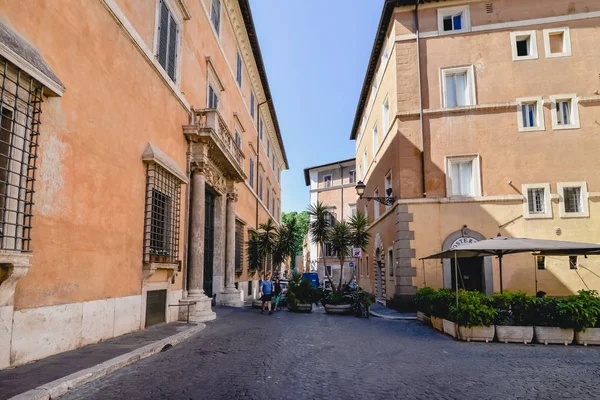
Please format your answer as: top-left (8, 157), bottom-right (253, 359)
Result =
top-left (0, 58), bottom-right (42, 252)
top-left (143, 163), bottom-right (181, 264)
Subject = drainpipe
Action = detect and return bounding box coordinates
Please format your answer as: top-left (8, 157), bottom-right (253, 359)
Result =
top-left (338, 162), bottom-right (344, 221)
top-left (415, 1), bottom-right (426, 197)
top-left (255, 100), bottom-right (270, 228)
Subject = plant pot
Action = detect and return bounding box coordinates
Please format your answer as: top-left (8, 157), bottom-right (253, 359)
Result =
top-left (495, 325), bottom-right (534, 344)
top-left (252, 299), bottom-right (263, 309)
top-left (575, 328), bottom-right (600, 346)
top-left (458, 325), bottom-right (495, 343)
top-left (325, 304), bottom-right (352, 315)
top-left (442, 319), bottom-right (457, 338)
top-left (289, 303), bottom-right (313, 313)
top-left (416, 311), bottom-right (425, 322)
top-left (423, 315), bottom-right (432, 327)
top-left (431, 316), bottom-right (443, 331)
top-left (534, 326), bottom-right (574, 345)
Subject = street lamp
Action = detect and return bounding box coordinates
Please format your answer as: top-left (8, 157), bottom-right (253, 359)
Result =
top-left (354, 181), bottom-right (396, 206)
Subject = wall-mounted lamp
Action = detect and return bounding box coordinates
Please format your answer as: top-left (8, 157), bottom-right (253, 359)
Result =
top-left (355, 181), bottom-right (396, 206)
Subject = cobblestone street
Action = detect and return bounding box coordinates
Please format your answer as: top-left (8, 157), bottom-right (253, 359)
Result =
top-left (61, 307), bottom-right (600, 400)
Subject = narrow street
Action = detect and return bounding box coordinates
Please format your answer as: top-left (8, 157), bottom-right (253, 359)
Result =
top-left (61, 307), bottom-right (600, 400)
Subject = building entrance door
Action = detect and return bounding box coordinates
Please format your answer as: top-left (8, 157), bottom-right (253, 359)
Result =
top-left (203, 190), bottom-right (215, 297)
top-left (451, 256), bottom-right (484, 292)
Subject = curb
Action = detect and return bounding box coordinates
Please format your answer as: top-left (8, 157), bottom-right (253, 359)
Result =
top-left (369, 307), bottom-right (418, 321)
top-left (10, 323), bottom-right (206, 400)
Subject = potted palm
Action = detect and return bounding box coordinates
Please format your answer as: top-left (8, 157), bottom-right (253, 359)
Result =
top-left (323, 221), bottom-right (353, 314)
top-left (570, 290), bottom-right (600, 346)
top-left (307, 201), bottom-right (333, 287)
top-left (455, 290), bottom-right (496, 342)
top-left (287, 272), bottom-right (318, 313)
top-left (533, 297), bottom-right (574, 345)
top-left (249, 219), bottom-right (277, 309)
top-left (348, 211), bottom-right (370, 285)
top-left (493, 291), bottom-right (535, 344)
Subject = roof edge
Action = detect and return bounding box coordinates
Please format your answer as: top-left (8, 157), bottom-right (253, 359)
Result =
top-left (303, 157), bottom-right (356, 186)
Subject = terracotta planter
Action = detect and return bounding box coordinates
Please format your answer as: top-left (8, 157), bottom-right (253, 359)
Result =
top-left (575, 328), bottom-right (600, 346)
top-left (431, 316), bottom-right (443, 331)
top-left (289, 303), bottom-right (313, 313)
top-left (534, 327), bottom-right (574, 345)
top-left (442, 319), bottom-right (457, 338)
top-left (325, 304), bottom-right (352, 315)
top-left (495, 326), bottom-right (534, 344)
top-left (458, 325), bottom-right (495, 343)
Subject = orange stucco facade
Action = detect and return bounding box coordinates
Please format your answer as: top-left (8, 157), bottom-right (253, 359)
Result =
top-left (0, 0), bottom-right (286, 368)
top-left (353, 0), bottom-right (600, 308)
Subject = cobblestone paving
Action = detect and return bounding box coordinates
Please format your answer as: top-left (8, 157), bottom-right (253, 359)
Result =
top-left (62, 307), bottom-right (600, 400)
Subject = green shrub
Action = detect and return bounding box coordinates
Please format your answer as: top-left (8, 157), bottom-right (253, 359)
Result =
top-left (492, 291), bottom-right (535, 326)
top-left (414, 287), bottom-right (437, 315)
top-left (323, 291), bottom-right (351, 306)
top-left (452, 290), bottom-right (496, 327)
top-left (287, 273), bottom-right (319, 306)
top-left (430, 289), bottom-right (455, 319)
top-left (562, 290), bottom-right (600, 332)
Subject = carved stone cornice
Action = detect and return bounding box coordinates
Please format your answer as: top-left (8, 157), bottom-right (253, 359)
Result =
top-left (192, 159), bottom-right (227, 195)
top-left (226, 191), bottom-right (238, 203)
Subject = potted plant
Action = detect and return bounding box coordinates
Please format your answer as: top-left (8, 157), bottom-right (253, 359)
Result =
top-left (493, 291), bottom-right (535, 344)
top-left (430, 289), bottom-right (455, 335)
top-left (414, 287), bottom-right (436, 325)
top-left (287, 272), bottom-right (318, 313)
top-left (570, 290), bottom-right (600, 346)
top-left (323, 290), bottom-right (353, 315)
top-left (533, 297), bottom-right (574, 345)
top-left (149, 248), bottom-right (169, 263)
top-left (455, 290), bottom-right (496, 342)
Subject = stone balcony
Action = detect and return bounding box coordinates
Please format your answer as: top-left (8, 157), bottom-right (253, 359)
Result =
top-left (183, 108), bottom-right (246, 182)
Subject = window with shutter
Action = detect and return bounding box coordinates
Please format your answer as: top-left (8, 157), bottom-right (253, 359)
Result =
top-left (250, 91), bottom-right (255, 119)
top-left (156, 0), bottom-right (179, 82)
top-left (249, 157), bottom-right (254, 188)
top-left (211, 0), bottom-right (221, 34)
top-left (235, 221), bottom-right (244, 273)
top-left (236, 52), bottom-right (243, 87)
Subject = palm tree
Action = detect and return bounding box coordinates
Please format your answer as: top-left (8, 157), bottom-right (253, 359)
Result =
top-left (256, 218), bottom-right (277, 278)
top-left (307, 201), bottom-right (332, 281)
top-left (329, 221), bottom-right (353, 292)
top-left (349, 211), bottom-right (370, 282)
top-left (246, 232), bottom-right (261, 276)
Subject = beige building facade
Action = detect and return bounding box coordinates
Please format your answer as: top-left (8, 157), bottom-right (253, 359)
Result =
top-left (0, 0), bottom-right (287, 368)
top-left (304, 158), bottom-right (357, 284)
top-left (352, 0), bottom-right (600, 308)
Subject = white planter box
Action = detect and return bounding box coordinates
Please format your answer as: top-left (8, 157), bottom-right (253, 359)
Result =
top-left (325, 304), bottom-right (352, 315)
top-left (459, 325), bottom-right (495, 342)
top-left (417, 311), bottom-right (425, 322)
top-left (575, 328), bottom-right (600, 346)
top-left (534, 326), bottom-right (574, 345)
top-left (495, 325), bottom-right (534, 344)
top-left (431, 316), bottom-right (443, 331)
top-left (442, 319), bottom-right (457, 338)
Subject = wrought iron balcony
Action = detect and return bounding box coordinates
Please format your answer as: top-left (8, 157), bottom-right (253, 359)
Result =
top-left (183, 108), bottom-right (246, 181)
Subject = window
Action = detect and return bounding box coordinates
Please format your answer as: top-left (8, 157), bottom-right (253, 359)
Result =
top-left (441, 66), bottom-right (476, 108)
top-left (235, 221), bottom-right (244, 274)
top-left (272, 195), bottom-right (275, 215)
top-left (558, 181), bottom-right (589, 218)
top-left (364, 203), bottom-right (368, 220)
top-left (236, 51), bottom-right (243, 87)
top-left (543, 27), bottom-right (571, 58)
top-left (374, 188), bottom-right (380, 219)
top-left (325, 265), bottom-right (332, 276)
top-left (349, 170), bottom-right (356, 184)
top-left (357, 165), bottom-right (363, 182)
top-left (349, 204), bottom-right (357, 218)
top-left (250, 91), bottom-right (255, 119)
top-left (569, 256), bottom-right (578, 270)
top-left (156, 0), bottom-right (179, 82)
top-left (259, 174), bottom-right (263, 200)
top-left (388, 248), bottom-right (394, 277)
top-left (267, 139), bottom-right (270, 158)
top-left (210, 0), bottom-right (221, 34)
top-left (144, 163), bottom-right (182, 264)
top-left (516, 97), bottom-right (544, 132)
top-left (438, 5), bottom-right (470, 35)
top-left (234, 130), bottom-right (241, 148)
top-left (271, 153), bottom-right (275, 171)
top-left (366, 255), bottom-right (370, 277)
top-left (510, 31), bottom-right (538, 61)
top-left (382, 96), bottom-right (390, 134)
top-left (0, 60), bottom-right (42, 252)
top-left (385, 171), bottom-right (393, 210)
top-left (267, 185), bottom-right (270, 208)
top-left (259, 117), bottom-right (264, 140)
top-left (537, 256), bottom-right (546, 270)
top-left (208, 84), bottom-right (219, 109)
top-left (248, 280), bottom-right (253, 296)
top-left (446, 155), bottom-right (481, 197)
top-left (522, 183), bottom-right (551, 219)
top-left (249, 157), bottom-right (255, 188)
top-left (323, 175), bottom-right (332, 188)
top-left (363, 150), bottom-right (368, 175)
top-left (551, 95), bottom-right (580, 130)
top-left (372, 123), bottom-right (379, 156)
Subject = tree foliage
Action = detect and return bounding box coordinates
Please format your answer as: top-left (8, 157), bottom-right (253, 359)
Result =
top-left (281, 210), bottom-right (310, 269)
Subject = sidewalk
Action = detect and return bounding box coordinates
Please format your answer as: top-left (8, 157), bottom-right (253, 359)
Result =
top-left (0, 322), bottom-right (204, 400)
top-left (369, 303), bottom-right (418, 320)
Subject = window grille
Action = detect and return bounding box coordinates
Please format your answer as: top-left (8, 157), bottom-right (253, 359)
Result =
top-left (157, 0), bottom-right (178, 82)
top-left (143, 163), bottom-right (181, 264)
top-left (211, 0), bottom-right (221, 34)
top-left (0, 58), bottom-right (42, 252)
top-left (563, 186), bottom-right (581, 213)
top-left (235, 220), bottom-right (244, 274)
top-left (527, 187), bottom-right (545, 213)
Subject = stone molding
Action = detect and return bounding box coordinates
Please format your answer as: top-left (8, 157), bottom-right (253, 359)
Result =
top-left (0, 252), bottom-right (32, 307)
top-left (226, 191), bottom-right (238, 203)
top-left (141, 142), bottom-right (188, 183)
top-left (142, 262), bottom-right (178, 281)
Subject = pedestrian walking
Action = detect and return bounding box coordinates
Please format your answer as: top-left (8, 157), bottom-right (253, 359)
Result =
top-left (260, 273), bottom-right (274, 315)
top-left (273, 278), bottom-right (282, 311)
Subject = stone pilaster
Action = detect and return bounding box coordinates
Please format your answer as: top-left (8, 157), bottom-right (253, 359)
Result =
top-left (220, 189), bottom-right (243, 307)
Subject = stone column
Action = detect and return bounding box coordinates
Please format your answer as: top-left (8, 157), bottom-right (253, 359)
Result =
top-left (212, 194), bottom-right (226, 301)
top-left (180, 165), bottom-right (215, 322)
top-left (220, 189), bottom-right (243, 307)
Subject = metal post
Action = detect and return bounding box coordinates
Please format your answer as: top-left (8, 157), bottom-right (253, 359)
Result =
top-left (454, 253), bottom-right (459, 311)
top-left (499, 255), bottom-right (504, 294)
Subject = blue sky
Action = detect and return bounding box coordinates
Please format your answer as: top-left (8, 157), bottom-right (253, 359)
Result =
top-left (249, 0), bottom-right (382, 213)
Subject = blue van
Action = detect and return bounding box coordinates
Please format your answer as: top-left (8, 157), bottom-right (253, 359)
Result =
top-left (302, 272), bottom-right (319, 288)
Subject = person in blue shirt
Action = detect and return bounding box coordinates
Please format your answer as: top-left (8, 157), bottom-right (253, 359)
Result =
top-left (260, 273), bottom-right (273, 315)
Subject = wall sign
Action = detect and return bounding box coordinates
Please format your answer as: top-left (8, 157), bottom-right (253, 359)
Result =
top-left (450, 236), bottom-right (478, 249)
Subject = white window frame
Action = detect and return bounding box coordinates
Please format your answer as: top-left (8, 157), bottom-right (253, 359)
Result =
top-left (349, 170), bottom-right (356, 184)
top-left (557, 181), bottom-right (589, 218)
top-left (382, 95), bottom-right (390, 134)
top-left (153, 0), bottom-right (183, 85)
top-left (373, 188), bottom-right (380, 219)
top-left (522, 183), bottom-right (552, 219)
top-left (210, 0), bottom-right (221, 37)
top-left (349, 203), bottom-right (357, 218)
top-left (323, 174), bottom-right (333, 188)
top-left (440, 65), bottom-right (476, 108)
top-left (445, 155), bottom-right (482, 197)
top-left (510, 30), bottom-right (538, 61)
top-left (516, 96), bottom-right (544, 132)
top-left (372, 122), bottom-right (379, 156)
top-left (437, 5), bottom-right (471, 36)
top-left (543, 27), bottom-right (572, 58)
top-left (550, 94), bottom-right (580, 130)
top-left (384, 171), bottom-right (392, 210)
